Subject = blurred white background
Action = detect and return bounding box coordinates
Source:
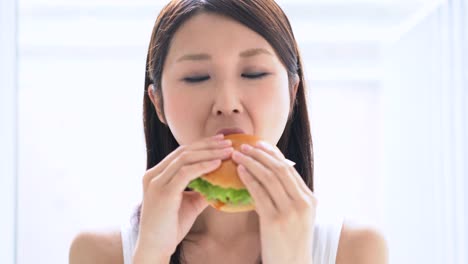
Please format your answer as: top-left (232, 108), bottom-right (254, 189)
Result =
top-left (1, 0), bottom-right (467, 263)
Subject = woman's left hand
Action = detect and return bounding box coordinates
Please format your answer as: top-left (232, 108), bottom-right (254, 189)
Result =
top-left (232, 141), bottom-right (317, 264)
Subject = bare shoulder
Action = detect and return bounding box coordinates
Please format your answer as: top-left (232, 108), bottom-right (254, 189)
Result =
top-left (336, 219), bottom-right (389, 264)
top-left (69, 229), bottom-right (123, 264)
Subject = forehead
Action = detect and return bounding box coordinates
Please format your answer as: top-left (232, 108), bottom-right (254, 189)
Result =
top-left (166, 12), bottom-right (277, 60)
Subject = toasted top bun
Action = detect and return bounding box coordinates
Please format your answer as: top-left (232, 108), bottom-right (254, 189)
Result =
top-left (201, 134), bottom-right (261, 189)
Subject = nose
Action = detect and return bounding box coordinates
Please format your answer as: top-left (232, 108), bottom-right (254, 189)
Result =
top-left (211, 81), bottom-right (243, 116)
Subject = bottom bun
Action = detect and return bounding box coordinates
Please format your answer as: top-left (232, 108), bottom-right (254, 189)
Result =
top-left (208, 200), bottom-right (255, 213)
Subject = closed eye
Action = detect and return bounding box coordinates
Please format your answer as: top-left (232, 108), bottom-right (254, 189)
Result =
top-left (242, 72), bottom-right (269, 79)
top-left (183, 72), bottom-right (269, 83)
top-left (184, 76), bottom-right (210, 83)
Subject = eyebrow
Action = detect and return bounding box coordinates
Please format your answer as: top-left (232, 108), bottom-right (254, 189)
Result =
top-left (176, 48), bottom-right (272, 62)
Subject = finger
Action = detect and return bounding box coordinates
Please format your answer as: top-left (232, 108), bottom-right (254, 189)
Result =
top-left (255, 141), bottom-right (316, 204)
top-left (151, 159), bottom-right (222, 195)
top-left (288, 165), bottom-right (316, 199)
top-left (256, 140), bottom-right (285, 159)
top-left (182, 191), bottom-right (210, 215)
top-left (290, 168), bottom-right (318, 211)
top-left (187, 134), bottom-right (228, 151)
top-left (143, 135), bottom-right (230, 191)
top-left (237, 164), bottom-right (277, 218)
top-left (156, 146), bottom-right (233, 187)
top-left (241, 150), bottom-right (317, 212)
top-left (233, 150), bottom-right (291, 213)
top-left (166, 159), bottom-right (223, 194)
top-left (254, 142), bottom-right (311, 200)
top-left (238, 144), bottom-right (303, 203)
top-left (146, 134), bottom-right (226, 178)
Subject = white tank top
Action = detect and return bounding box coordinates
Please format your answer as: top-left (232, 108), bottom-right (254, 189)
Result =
top-left (121, 210), bottom-right (343, 264)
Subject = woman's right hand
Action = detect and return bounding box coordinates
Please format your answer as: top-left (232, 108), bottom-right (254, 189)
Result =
top-left (133, 134), bottom-right (233, 263)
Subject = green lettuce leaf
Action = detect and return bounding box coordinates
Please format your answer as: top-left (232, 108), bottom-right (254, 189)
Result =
top-left (187, 177), bottom-right (252, 205)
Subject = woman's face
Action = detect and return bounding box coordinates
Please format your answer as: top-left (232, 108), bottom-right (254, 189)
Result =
top-left (150, 12), bottom-right (295, 146)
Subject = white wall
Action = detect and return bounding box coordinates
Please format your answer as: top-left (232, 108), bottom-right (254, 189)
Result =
top-left (382, 1), bottom-right (467, 263)
top-left (0, 0), bottom-right (17, 263)
top-left (17, 59), bottom-right (146, 263)
top-left (382, 9), bottom-right (442, 262)
top-left (310, 82), bottom-right (384, 227)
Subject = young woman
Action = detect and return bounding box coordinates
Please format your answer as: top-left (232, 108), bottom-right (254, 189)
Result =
top-left (70, 0), bottom-right (388, 263)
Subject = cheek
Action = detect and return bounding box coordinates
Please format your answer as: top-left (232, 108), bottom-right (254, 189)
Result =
top-left (166, 91), bottom-right (206, 118)
top-left (162, 85), bottom-right (209, 144)
top-left (252, 77), bottom-right (291, 142)
top-left (260, 75), bottom-right (290, 113)
top-left (162, 76), bottom-right (205, 120)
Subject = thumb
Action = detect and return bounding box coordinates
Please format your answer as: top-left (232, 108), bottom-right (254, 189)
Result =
top-left (183, 191), bottom-right (209, 214)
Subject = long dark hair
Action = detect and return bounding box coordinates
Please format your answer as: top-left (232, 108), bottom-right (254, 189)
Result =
top-left (135, 0), bottom-right (314, 263)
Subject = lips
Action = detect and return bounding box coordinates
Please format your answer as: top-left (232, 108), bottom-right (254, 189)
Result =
top-left (215, 127), bottom-right (246, 136)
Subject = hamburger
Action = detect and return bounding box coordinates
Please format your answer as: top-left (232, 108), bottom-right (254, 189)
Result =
top-left (187, 133), bottom-right (261, 213)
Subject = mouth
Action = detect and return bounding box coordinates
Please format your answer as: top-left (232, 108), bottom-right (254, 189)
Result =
top-left (215, 127), bottom-right (246, 136)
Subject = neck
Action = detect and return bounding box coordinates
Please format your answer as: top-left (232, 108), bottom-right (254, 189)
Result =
top-left (189, 206), bottom-right (260, 242)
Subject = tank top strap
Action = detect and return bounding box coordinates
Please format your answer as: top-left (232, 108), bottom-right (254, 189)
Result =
top-left (120, 221), bottom-right (139, 264)
top-left (312, 213), bottom-right (344, 264)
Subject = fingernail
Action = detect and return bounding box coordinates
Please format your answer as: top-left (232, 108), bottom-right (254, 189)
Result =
top-left (222, 147), bottom-right (234, 154)
top-left (257, 140), bottom-right (273, 151)
top-left (232, 150), bottom-right (243, 159)
top-left (213, 134), bottom-right (224, 139)
top-left (241, 144), bottom-right (253, 152)
top-left (218, 139), bottom-right (232, 146)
